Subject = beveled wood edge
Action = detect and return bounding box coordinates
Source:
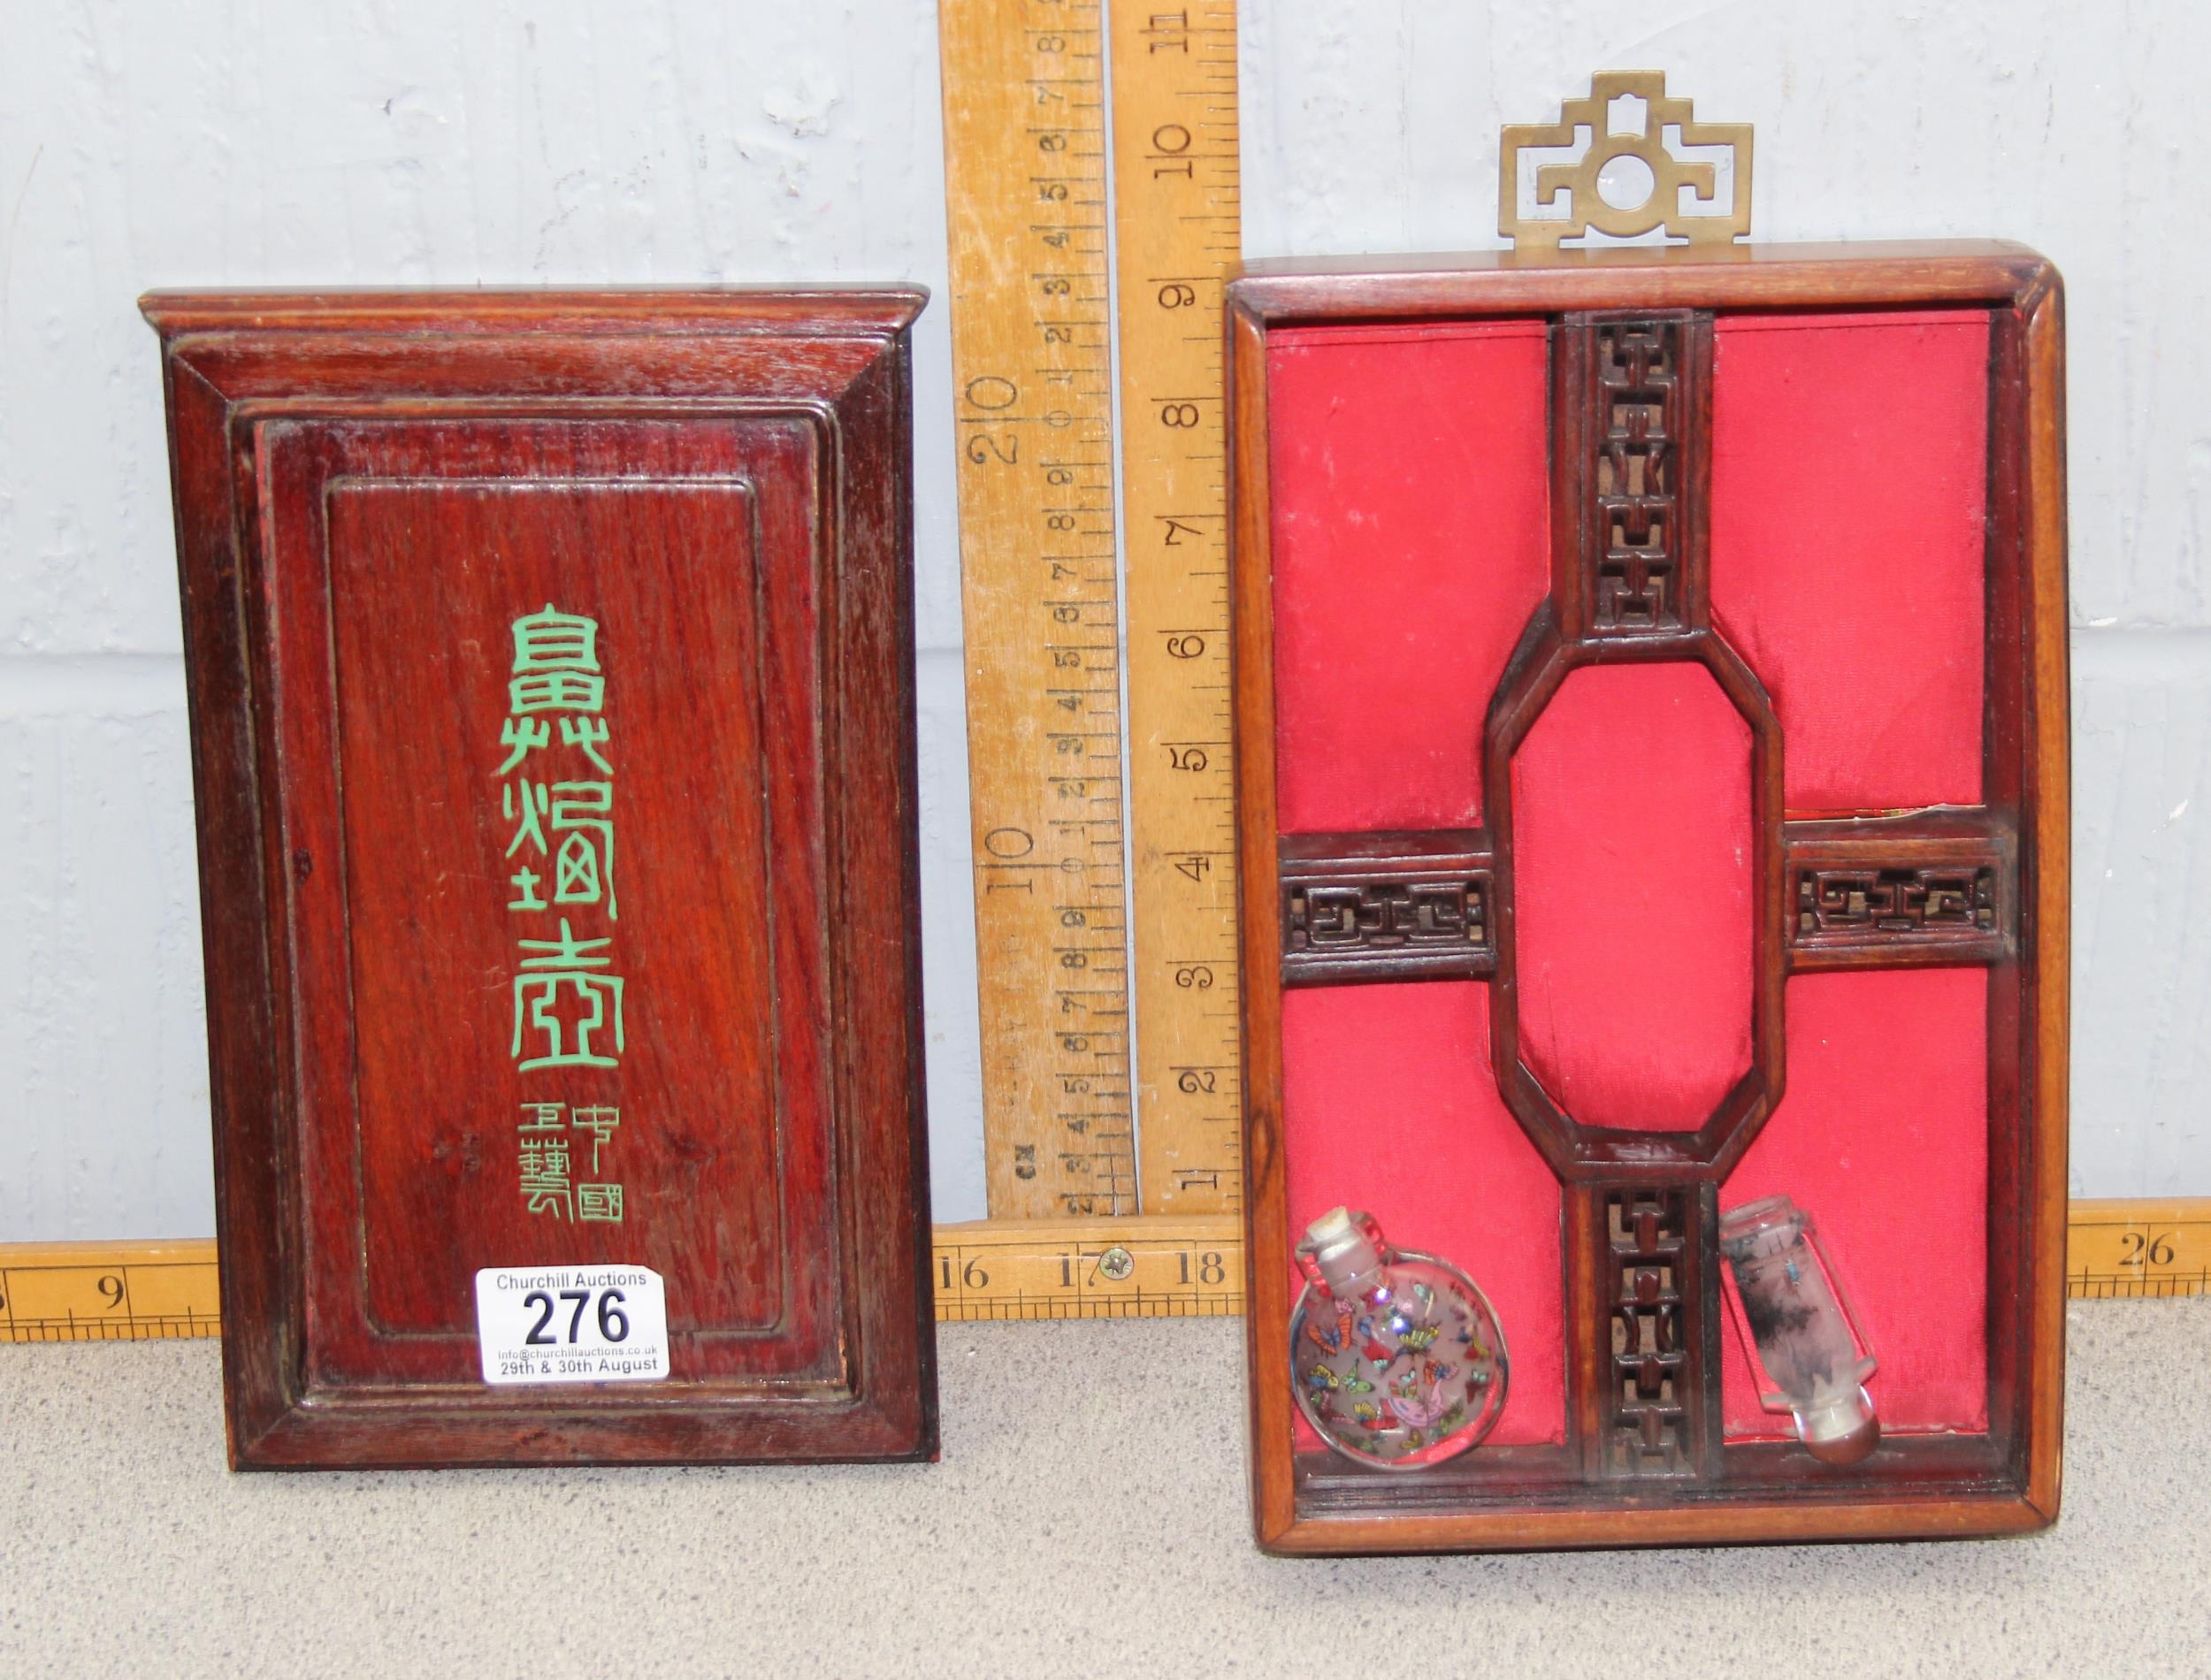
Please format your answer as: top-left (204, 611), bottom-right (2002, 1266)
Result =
top-left (1229, 240), bottom-right (2034, 311)
top-left (157, 351), bottom-right (284, 1467)
top-left (1228, 241), bottom-right (2054, 323)
top-left (2020, 266), bottom-right (2071, 1523)
top-left (140, 286), bottom-right (930, 337)
top-left (233, 1386), bottom-right (931, 1472)
top-left (822, 324), bottom-right (941, 1461)
top-left (156, 347), bottom-right (900, 415)
top-left (1277, 828), bottom-right (1489, 864)
top-left (1257, 1484), bottom-right (2054, 1555)
top-left (153, 298), bottom-right (938, 1469)
top-left (1280, 950), bottom-right (1496, 989)
top-left (1238, 238), bottom-right (2041, 277)
top-left (1228, 295), bottom-right (1298, 1546)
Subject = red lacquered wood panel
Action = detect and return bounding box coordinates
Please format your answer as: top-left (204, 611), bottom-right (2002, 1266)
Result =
top-left (1511, 662), bottom-right (1755, 1132)
top-left (1281, 982), bottom-right (1566, 1448)
top-left (1268, 322), bottom-right (1549, 832)
top-left (1711, 309), bottom-right (1990, 812)
top-left (1719, 968), bottom-right (1990, 1439)
top-left (145, 288), bottom-right (937, 1469)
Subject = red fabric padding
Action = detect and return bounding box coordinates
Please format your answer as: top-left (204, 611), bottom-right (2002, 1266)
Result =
top-left (1511, 663), bottom-right (1754, 1131)
top-left (1710, 309), bottom-right (1989, 812)
top-left (1268, 322), bottom-right (1549, 832)
top-left (1719, 968), bottom-right (1990, 1438)
top-left (1281, 981), bottom-right (1565, 1448)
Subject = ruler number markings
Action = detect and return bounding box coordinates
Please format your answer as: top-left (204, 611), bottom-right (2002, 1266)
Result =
top-left (1110, 0), bottom-right (1245, 1216)
top-left (944, 0), bottom-right (1243, 1218)
top-left (945, 0), bottom-right (1137, 1218)
top-left (4, 1202), bottom-right (2207, 1340)
top-left (928, 1217), bottom-right (1246, 1318)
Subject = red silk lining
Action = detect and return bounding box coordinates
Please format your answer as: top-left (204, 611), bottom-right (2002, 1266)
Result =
top-left (1711, 309), bottom-right (1989, 812)
top-left (1267, 312), bottom-right (1993, 1454)
top-left (1268, 321), bottom-right (1549, 832)
top-left (1282, 982), bottom-right (1567, 1449)
top-left (1720, 970), bottom-right (1990, 1438)
top-left (1511, 662), bottom-right (1756, 1133)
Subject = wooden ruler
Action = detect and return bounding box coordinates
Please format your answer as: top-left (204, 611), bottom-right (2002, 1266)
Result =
top-left (6, 1203), bottom-right (2204, 1340)
top-left (1108, 1), bottom-right (1244, 1216)
top-left (2064, 1199), bottom-right (2211, 1299)
top-left (0, 1228), bottom-right (1244, 1335)
top-left (0, 1241), bottom-right (222, 1342)
top-left (934, 1215), bottom-right (1243, 1319)
top-left (939, 0), bottom-right (1243, 1217)
top-left (941, 0), bottom-right (1137, 1218)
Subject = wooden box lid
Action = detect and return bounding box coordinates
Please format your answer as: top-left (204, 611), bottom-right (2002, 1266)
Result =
top-left (143, 287), bottom-right (937, 1468)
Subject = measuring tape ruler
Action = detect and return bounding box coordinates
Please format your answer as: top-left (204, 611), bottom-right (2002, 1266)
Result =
top-left (5, 1204), bottom-right (2203, 1340)
top-left (1107, 2), bottom-right (1245, 1217)
top-left (940, 0), bottom-right (1138, 1218)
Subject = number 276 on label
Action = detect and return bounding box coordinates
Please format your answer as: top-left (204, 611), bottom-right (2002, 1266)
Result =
top-left (473, 1264), bottom-right (671, 1386)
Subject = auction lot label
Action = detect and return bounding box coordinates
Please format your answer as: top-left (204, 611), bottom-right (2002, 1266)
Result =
top-left (474, 1264), bottom-right (670, 1386)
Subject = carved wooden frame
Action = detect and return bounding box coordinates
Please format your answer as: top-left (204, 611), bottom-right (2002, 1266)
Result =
top-left (1230, 243), bottom-right (2069, 1551)
top-left (145, 288), bottom-right (938, 1469)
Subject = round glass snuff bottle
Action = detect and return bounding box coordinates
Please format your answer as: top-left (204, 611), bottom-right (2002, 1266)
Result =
top-left (1289, 1207), bottom-right (1509, 1470)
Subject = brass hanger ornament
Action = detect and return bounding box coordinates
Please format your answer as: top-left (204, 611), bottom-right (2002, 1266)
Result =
top-left (1499, 71), bottom-right (1754, 250)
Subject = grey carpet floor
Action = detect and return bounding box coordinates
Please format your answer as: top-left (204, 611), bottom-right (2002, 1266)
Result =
top-left (4, 1302), bottom-right (2207, 1677)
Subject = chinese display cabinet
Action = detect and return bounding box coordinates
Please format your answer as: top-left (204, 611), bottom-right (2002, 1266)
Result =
top-left (1229, 235), bottom-right (2069, 1549)
top-left (146, 287), bottom-right (937, 1468)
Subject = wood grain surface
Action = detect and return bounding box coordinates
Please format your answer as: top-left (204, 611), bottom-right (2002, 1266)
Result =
top-left (1106, 0), bottom-right (1248, 1218)
top-left (1228, 241), bottom-right (2071, 1552)
top-left (142, 287), bottom-right (938, 1468)
top-left (938, 0), bottom-right (1137, 1220)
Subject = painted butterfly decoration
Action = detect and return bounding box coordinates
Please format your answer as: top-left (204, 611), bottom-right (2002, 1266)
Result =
top-left (1304, 1303), bottom-right (1357, 1355)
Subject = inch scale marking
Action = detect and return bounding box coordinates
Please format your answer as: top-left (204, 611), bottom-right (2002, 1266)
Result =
top-left (941, 0), bottom-right (1137, 1217)
top-left (0, 1242), bottom-right (222, 1342)
top-left (2063, 1200), bottom-right (2211, 1299)
top-left (1108, 1), bottom-right (1244, 1216)
top-left (2, 1204), bottom-right (2204, 1340)
top-left (941, 0), bottom-right (1244, 1218)
top-left (933, 1216), bottom-right (1243, 1320)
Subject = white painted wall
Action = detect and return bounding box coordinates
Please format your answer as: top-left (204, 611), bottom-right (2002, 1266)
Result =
top-left (0, 1), bottom-right (2203, 1240)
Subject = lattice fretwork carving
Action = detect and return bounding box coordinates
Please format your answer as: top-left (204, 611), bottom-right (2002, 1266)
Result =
top-left (1784, 817), bottom-right (2014, 970)
top-left (1592, 320), bottom-right (1685, 633)
top-left (1603, 1187), bottom-right (1702, 1478)
top-left (1278, 832), bottom-right (1495, 987)
top-left (1799, 866), bottom-right (1994, 937)
top-left (1289, 877), bottom-right (1485, 950)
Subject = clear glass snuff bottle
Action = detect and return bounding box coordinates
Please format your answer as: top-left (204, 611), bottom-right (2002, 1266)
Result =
top-left (1718, 1194), bottom-right (1880, 1466)
top-left (1289, 1207), bottom-right (1509, 1470)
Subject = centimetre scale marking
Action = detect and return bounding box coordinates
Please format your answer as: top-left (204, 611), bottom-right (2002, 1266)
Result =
top-left (939, 0), bottom-right (1244, 1220)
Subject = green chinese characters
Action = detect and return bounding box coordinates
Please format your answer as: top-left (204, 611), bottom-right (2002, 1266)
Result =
top-left (499, 606), bottom-right (629, 1224)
